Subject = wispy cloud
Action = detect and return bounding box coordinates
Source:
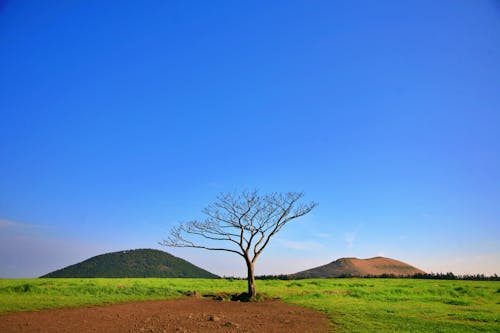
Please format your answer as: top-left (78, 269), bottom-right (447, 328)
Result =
top-left (344, 224), bottom-right (362, 248)
top-left (277, 239), bottom-right (325, 251)
top-left (344, 231), bottom-right (356, 248)
top-left (314, 232), bottom-right (334, 239)
top-left (0, 219), bottom-right (48, 229)
top-left (0, 219), bottom-right (16, 227)
top-left (207, 181), bottom-right (225, 189)
top-left (0, 234), bottom-right (107, 278)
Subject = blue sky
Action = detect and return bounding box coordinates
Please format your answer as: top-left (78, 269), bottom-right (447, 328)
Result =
top-left (1, 0), bottom-right (499, 278)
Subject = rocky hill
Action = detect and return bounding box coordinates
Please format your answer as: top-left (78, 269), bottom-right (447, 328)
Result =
top-left (40, 249), bottom-right (218, 278)
top-left (291, 257), bottom-right (425, 278)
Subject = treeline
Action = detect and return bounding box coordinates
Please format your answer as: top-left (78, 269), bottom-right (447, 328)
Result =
top-left (408, 272), bottom-right (500, 281)
top-left (248, 273), bottom-right (500, 281)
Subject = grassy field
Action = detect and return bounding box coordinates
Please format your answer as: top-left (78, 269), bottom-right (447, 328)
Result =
top-left (0, 278), bottom-right (499, 332)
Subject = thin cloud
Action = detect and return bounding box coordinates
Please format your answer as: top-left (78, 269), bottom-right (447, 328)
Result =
top-left (344, 232), bottom-right (356, 248)
top-left (0, 219), bottom-right (48, 229)
top-left (0, 235), bottom-right (108, 278)
top-left (344, 224), bottom-right (362, 248)
top-left (314, 232), bottom-right (334, 238)
top-left (0, 219), bottom-right (16, 227)
top-left (207, 181), bottom-right (224, 189)
top-left (277, 239), bottom-right (325, 251)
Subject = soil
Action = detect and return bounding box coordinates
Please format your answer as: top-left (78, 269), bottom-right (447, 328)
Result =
top-left (0, 298), bottom-right (331, 333)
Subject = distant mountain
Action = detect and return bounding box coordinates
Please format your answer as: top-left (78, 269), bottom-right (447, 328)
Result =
top-left (40, 249), bottom-right (218, 278)
top-left (291, 257), bottom-right (425, 278)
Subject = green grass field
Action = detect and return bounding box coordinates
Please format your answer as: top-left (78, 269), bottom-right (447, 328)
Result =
top-left (1, 278), bottom-right (499, 332)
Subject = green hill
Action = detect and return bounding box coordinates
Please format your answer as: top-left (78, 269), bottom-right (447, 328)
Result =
top-left (40, 249), bottom-right (218, 278)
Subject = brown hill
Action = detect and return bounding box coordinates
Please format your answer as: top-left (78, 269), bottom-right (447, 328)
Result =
top-left (291, 257), bottom-right (425, 278)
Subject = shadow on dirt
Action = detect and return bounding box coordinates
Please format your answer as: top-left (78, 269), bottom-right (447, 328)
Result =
top-left (182, 291), bottom-right (276, 302)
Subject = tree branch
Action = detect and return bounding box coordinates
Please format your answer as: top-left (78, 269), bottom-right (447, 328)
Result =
top-left (161, 190), bottom-right (317, 272)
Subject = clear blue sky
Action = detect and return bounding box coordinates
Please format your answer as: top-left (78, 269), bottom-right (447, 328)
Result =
top-left (1, 0), bottom-right (499, 277)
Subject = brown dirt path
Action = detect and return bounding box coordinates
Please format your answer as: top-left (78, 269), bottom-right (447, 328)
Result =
top-left (0, 298), bottom-right (331, 333)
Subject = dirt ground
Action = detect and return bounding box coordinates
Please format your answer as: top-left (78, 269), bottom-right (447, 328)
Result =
top-left (0, 298), bottom-right (331, 333)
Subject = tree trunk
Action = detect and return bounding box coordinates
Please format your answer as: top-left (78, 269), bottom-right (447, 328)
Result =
top-left (246, 260), bottom-right (256, 299)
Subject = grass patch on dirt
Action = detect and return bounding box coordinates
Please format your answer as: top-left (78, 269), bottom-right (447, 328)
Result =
top-left (1, 278), bottom-right (499, 332)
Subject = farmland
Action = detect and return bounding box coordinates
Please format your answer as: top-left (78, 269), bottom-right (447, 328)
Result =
top-left (1, 278), bottom-right (499, 332)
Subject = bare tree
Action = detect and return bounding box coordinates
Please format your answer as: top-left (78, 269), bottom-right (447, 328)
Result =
top-left (160, 190), bottom-right (317, 299)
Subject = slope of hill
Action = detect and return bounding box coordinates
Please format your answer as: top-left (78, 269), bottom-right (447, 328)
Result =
top-left (40, 249), bottom-right (218, 278)
top-left (291, 257), bottom-right (425, 278)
